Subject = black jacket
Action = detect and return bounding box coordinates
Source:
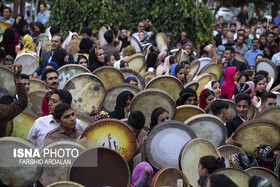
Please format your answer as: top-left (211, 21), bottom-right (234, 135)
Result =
top-left (226, 115), bottom-right (243, 137)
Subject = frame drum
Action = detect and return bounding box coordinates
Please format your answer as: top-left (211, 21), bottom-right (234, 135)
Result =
top-left (29, 77), bottom-right (47, 92)
top-left (199, 63), bottom-right (222, 80)
top-left (255, 58), bottom-right (278, 82)
top-left (0, 84), bottom-right (10, 97)
top-left (204, 168), bottom-right (250, 187)
top-left (74, 111), bottom-right (94, 130)
top-left (14, 53), bottom-right (38, 75)
top-left (255, 105), bottom-right (280, 125)
top-left (0, 137), bottom-right (42, 186)
top-left (235, 54), bottom-right (249, 68)
top-left (57, 64), bottom-right (91, 89)
top-left (120, 68), bottom-right (145, 90)
top-left (93, 66), bottom-right (125, 89)
top-left (81, 119), bottom-right (136, 161)
top-left (130, 89), bottom-right (176, 129)
top-left (63, 73), bottom-right (105, 114)
top-left (189, 60), bottom-right (200, 81)
top-left (174, 105), bottom-right (205, 122)
top-left (130, 36), bottom-right (143, 53)
top-left (47, 181), bottom-right (84, 187)
top-left (233, 119), bottom-right (280, 154)
top-left (155, 33), bottom-right (168, 53)
top-left (245, 167), bottom-right (280, 187)
top-left (39, 141), bottom-right (85, 186)
top-left (142, 71), bottom-right (156, 85)
top-left (145, 120), bottom-right (197, 169)
top-left (195, 57), bottom-right (213, 75)
top-left (179, 138), bottom-right (220, 186)
top-left (150, 167), bottom-right (190, 187)
top-left (184, 80), bottom-right (199, 91)
top-left (27, 89), bottom-right (48, 116)
top-left (0, 66), bottom-right (16, 95)
top-left (195, 73), bottom-right (212, 97)
top-left (217, 145), bottom-right (245, 168)
top-left (36, 33), bottom-right (49, 43)
top-left (145, 75), bottom-right (184, 101)
top-left (125, 54), bottom-right (145, 72)
top-left (69, 147), bottom-right (130, 186)
top-left (184, 114), bottom-right (227, 147)
top-left (103, 83), bottom-right (140, 113)
top-left (11, 110), bottom-right (38, 139)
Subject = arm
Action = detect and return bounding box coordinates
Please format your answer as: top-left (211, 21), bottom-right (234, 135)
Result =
top-left (0, 64), bottom-right (28, 120)
top-left (147, 19), bottom-right (158, 38)
top-left (66, 52), bottom-right (74, 64)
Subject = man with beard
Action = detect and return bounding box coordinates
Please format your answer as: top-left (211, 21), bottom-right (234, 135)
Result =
top-left (0, 7), bottom-right (14, 24)
top-left (224, 46), bottom-right (247, 72)
top-left (223, 33), bottom-right (235, 48)
top-left (233, 34), bottom-right (249, 56)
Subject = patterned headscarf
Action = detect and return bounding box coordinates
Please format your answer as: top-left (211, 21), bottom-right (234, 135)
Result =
top-left (131, 162), bottom-right (154, 187)
top-left (22, 35), bottom-right (35, 52)
top-left (230, 153), bottom-right (258, 170)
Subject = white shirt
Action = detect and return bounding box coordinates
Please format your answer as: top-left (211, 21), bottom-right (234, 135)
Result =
top-left (237, 114), bottom-right (249, 123)
top-left (27, 115), bottom-right (84, 150)
top-left (272, 52), bottom-right (280, 67)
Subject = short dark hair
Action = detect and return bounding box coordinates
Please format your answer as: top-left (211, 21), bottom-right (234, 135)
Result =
top-left (210, 100), bottom-right (229, 116)
top-left (235, 93), bottom-right (251, 106)
top-left (128, 111), bottom-right (145, 130)
top-left (44, 68), bottom-right (58, 81)
top-left (50, 25), bottom-right (60, 36)
top-left (272, 26), bottom-right (278, 30)
top-left (225, 46), bottom-right (235, 54)
top-left (230, 23), bottom-right (237, 27)
top-left (237, 34), bottom-right (245, 40)
top-left (237, 29), bottom-right (245, 34)
top-left (80, 26), bottom-right (92, 37)
top-left (261, 92), bottom-right (277, 104)
top-left (40, 3), bottom-right (47, 7)
top-left (20, 73), bottom-right (29, 80)
top-left (256, 70), bottom-right (268, 78)
top-left (104, 30), bottom-right (114, 43)
top-left (53, 103), bottom-right (72, 120)
top-left (53, 90), bottom-right (72, 104)
top-left (180, 60), bottom-right (190, 66)
top-left (52, 33), bottom-right (63, 43)
top-left (253, 74), bottom-right (265, 85)
top-left (252, 38), bottom-right (260, 43)
top-left (3, 7), bottom-right (11, 13)
top-left (104, 54), bottom-right (113, 65)
top-left (267, 32), bottom-right (275, 37)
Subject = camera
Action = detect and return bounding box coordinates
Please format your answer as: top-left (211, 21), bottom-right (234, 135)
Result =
top-left (121, 31), bottom-right (127, 35)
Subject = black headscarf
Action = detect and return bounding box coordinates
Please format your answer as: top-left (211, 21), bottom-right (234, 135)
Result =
top-left (78, 38), bottom-right (93, 54)
top-left (146, 51), bottom-right (158, 70)
top-left (108, 91), bottom-right (134, 119)
top-left (176, 87), bottom-right (197, 106)
top-left (150, 107), bottom-right (168, 130)
top-left (17, 19), bottom-right (29, 37)
top-left (51, 48), bottom-right (68, 67)
top-left (89, 47), bottom-right (103, 72)
top-left (1, 28), bottom-right (15, 44)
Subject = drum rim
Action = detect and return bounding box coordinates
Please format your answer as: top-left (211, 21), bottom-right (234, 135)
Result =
top-left (124, 53), bottom-right (145, 72)
top-left (255, 58), bottom-right (278, 81)
top-left (29, 77), bottom-right (47, 87)
top-left (245, 166), bottom-right (279, 181)
top-left (151, 167), bottom-right (190, 187)
top-left (217, 144), bottom-right (245, 155)
top-left (120, 67), bottom-right (146, 89)
top-left (145, 75), bottom-right (184, 89)
top-left (255, 105), bottom-right (280, 119)
top-left (92, 66), bottom-right (125, 87)
top-left (142, 71), bottom-right (156, 78)
top-left (184, 80), bottom-right (199, 90)
top-left (47, 181), bottom-right (85, 187)
top-left (199, 63), bottom-right (222, 79)
top-left (235, 53), bottom-right (249, 68)
top-left (57, 64), bottom-right (91, 73)
top-left (130, 36), bottom-right (143, 52)
top-left (145, 120), bottom-right (197, 169)
top-left (0, 84), bottom-right (11, 95)
top-left (74, 110), bottom-right (95, 124)
top-left (155, 32), bottom-right (168, 52)
top-left (80, 118), bottom-right (137, 161)
top-left (68, 147), bottom-right (130, 185)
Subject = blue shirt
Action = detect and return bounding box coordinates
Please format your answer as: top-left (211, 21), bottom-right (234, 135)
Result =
top-left (274, 16), bottom-right (280, 26)
top-left (0, 17), bottom-right (14, 24)
top-left (34, 11), bottom-right (50, 25)
top-left (244, 49), bottom-right (263, 68)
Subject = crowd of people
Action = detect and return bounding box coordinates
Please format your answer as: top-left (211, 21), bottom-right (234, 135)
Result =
top-left (0, 2), bottom-right (280, 186)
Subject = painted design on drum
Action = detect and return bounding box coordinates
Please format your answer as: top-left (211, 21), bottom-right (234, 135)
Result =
top-left (100, 133), bottom-right (128, 156)
top-left (27, 90), bottom-right (47, 116)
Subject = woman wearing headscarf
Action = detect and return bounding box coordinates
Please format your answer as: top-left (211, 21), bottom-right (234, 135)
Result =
top-left (17, 19), bottom-right (29, 38)
top-left (108, 91), bottom-right (134, 119)
top-left (12, 14), bottom-right (23, 34)
top-left (139, 31), bottom-right (153, 52)
top-left (0, 28), bottom-right (17, 58)
top-left (74, 38), bottom-right (93, 60)
top-left (199, 89), bottom-right (215, 109)
top-left (131, 162), bottom-right (154, 187)
top-left (204, 81), bottom-right (221, 99)
top-left (51, 48), bottom-right (68, 68)
top-left (146, 51), bottom-right (157, 72)
top-left (221, 67), bottom-right (240, 100)
top-left (89, 47), bottom-right (105, 72)
top-left (32, 21), bottom-right (45, 39)
top-left (183, 43), bottom-right (196, 63)
top-left (164, 55), bottom-right (177, 75)
top-left (150, 107), bottom-right (169, 131)
top-left (176, 87), bottom-right (198, 106)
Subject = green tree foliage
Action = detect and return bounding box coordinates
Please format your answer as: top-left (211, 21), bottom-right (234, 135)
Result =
top-left (47, 0), bottom-right (214, 47)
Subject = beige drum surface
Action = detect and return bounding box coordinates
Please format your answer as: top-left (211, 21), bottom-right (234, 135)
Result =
top-left (103, 83), bottom-right (140, 113)
top-left (184, 80), bottom-right (199, 91)
top-left (74, 111), bottom-right (94, 130)
top-left (145, 121), bottom-right (197, 169)
top-left (63, 73), bottom-right (105, 114)
top-left (184, 114), bottom-right (227, 147)
top-left (245, 167), bottom-right (280, 187)
top-left (255, 105), bottom-right (280, 124)
top-left (155, 33), bottom-right (168, 53)
top-left (29, 77), bottom-right (47, 92)
top-left (189, 60), bottom-right (200, 81)
top-left (0, 137), bottom-right (42, 186)
top-left (14, 53), bottom-right (38, 75)
top-left (174, 105), bottom-right (205, 122)
top-left (39, 141), bottom-right (85, 186)
top-left (93, 66), bottom-right (125, 89)
top-left (130, 89), bottom-right (176, 129)
top-left (255, 58), bottom-right (278, 82)
top-left (145, 75), bottom-right (183, 101)
top-left (0, 66), bottom-right (16, 95)
top-left (11, 110), bottom-right (38, 139)
top-left (217, 145), bottom-right (245, 168)
top-left (125, 54), bottom-right (145, 72)
top-left (143, 71), bottom-right (156, 85)
top-left (233, 119), bottom-right (280, 154)
top-left (27, 89), bottom-right (48, 116)
top-left (195, 73), bottom-right (211, 97)
top-left (58, 64), bottom-right (91, 89)
top-left (179, 138), bottom-right (220, 186)
top-left (199, 63), bottom-right (222, 80)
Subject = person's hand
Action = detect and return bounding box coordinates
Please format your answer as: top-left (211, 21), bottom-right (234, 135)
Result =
top-left (117, 30), bottom-right (121, 38)
top-left (13, 64), bottom-right (22, 83)
top-left (136, 136), bottom-right (148, 151)
top-left (225, 133), bottom-right (242, 147)
top-left (146, 19), bottom-right (153, 27)
top-left (32, 72), bottom-right (38, 78)
top-left (76, 135), bottom-right (88, 147)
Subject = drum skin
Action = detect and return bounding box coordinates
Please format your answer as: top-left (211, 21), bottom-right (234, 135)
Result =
top-left (179, 138), bottom-right (220, 187)
top-left (103, 83), bottom-right (140, 113)
top-left (143, 71), bottom-right (156, 85)
top-left (255, 58), bottom-right (278, 82)
top-left (245, 167), bottom-right (280, 187)
top-left (125, 54), bottom-right (145, 72)
top-left (92, 66), bottom-right (125, 89)
top-left (206, 168), bottom-right (250, 187)
top-left (39, 141), bottom-right (85, 186)
top-left (184, 80), bottom-right (199, 91)
top-left (199, 63), bottom-right (222, 80)
top-left (233, 119), bottom-right (280, 154)
top-left (174, 105), bottom-right (205, 123)
top-left (63, 73), bottom-right (105, 114)
top-left (255, 105), bottom-right (280, 125)
top-left (217, 145), bottom-right (245, 168)
top-left (145, 75), bottom-right (184, 101)
top-left (155, 33), bottom-right (168, 53)
top-left (145, 121), bottom-right (197, 169)
top-left (0, 137), bottom-right (42, 186)
top-left (69, 147), bottom-right (130, 187)
top-left (189, 60), bottom-right (200, 81)
top-left (150, 167), bottom-right (190, 187)
top-left (74, 111), bottom-right (94, 130)
top-left (27, 89), bottom-right (48, 116)
top-left (29, 77), bottom-right (47, 92)
top-left (11, 110), bottom-right (38, 139)
top-left (81, 119), bottom-right (136, 161)
top-left (130, 89), bottom-right (176, 129)
top-left (58, 64), bottom-right (91, 90)
top-left (184, 114), bottom-right (227, 147)
top-left (194, 73), bottom-right (212, 97)
top-left (0, 66), bottom-right (16, 95)
top-left (14, 53), bottom-right (38, 75)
